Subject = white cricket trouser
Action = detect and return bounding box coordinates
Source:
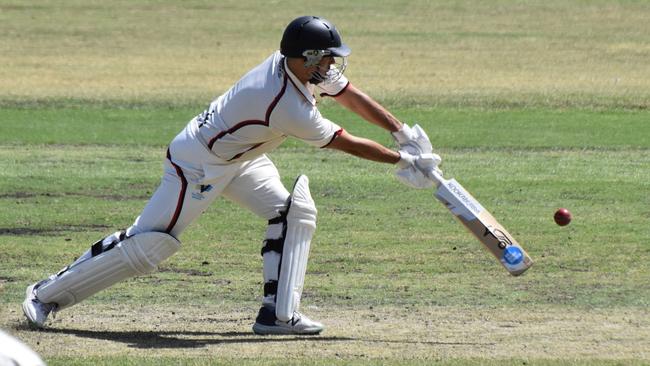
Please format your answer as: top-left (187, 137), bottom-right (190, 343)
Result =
top-left (40, 136), bottom-right (292, 310)
top-left (126, 150), bottom-right (290, 238)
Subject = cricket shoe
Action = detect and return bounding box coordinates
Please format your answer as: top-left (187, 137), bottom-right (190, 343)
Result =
top-left (22, 280), bottom-right (56, 328)
top-left (252, 305), bottom-right (324, 335)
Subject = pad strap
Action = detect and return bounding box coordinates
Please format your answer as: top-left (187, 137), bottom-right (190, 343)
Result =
top-left (261, 210), bottom-right (289, 304)
top-left (91, 231), bottom-right (126, 257)
top-left (260, 210), bottom-right (288, 255)
top-left (261, 238), bottom-right (284, 255)
top-left (264, 281), bottom-right (278, 296)
top-left (36, 232), bottom-right (180, 310)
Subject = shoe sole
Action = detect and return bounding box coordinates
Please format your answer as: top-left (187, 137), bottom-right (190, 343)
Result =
top-left (252, 323), bottom-right (323, 335)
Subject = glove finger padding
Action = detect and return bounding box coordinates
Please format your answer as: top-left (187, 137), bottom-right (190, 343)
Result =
top-left (394, 152), bottom-right (442, 189)
top-left (393, 123), bottom-right (433, 155)
top-left (410, 124), bottom-right (433, 154)
top-left (391, 123), bottom-right (415, 144)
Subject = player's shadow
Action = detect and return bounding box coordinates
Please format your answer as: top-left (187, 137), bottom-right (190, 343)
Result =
top-left (40, 328), bottom-right (354, 349)
top-left (32, 327), bottom-right (490, 349)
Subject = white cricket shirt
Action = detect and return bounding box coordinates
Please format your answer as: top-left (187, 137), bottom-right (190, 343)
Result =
top-left (191, 51), bottom-right (349, 164)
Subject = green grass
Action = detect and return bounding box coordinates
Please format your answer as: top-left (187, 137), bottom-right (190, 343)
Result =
top-left (1, 0), bottom-right (649, 364)
top-left (2, 107), bottom-right (649, 309)
top-left (2, 106), bottom-right (649, 149)
top-left (1, 0), bottom-right (649, 108)
top-left (1, 108), bottom-right (649, 364)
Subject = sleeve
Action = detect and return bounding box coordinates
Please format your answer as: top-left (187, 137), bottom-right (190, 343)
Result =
top-left (271, 104), bottom-right (342, 148)
top-left (316, 74), bottom-right (350, 97)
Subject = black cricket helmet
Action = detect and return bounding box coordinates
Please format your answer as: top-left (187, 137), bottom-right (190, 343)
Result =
top-left (280, 16), bottom-right (351, 58)
top-left (280, 16), bottom-right (350, 83)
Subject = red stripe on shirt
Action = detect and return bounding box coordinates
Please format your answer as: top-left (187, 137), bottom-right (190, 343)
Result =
top-left (228, 142), bottom-right (265, 161)
top-left (266, 73), bottom-right (289, 121)
top-left (207, 73), bottom-right (289, 153)
top-left (321, 128), bottom-right (344, 148)
top-left (207, 119), bottom-right (266, 150)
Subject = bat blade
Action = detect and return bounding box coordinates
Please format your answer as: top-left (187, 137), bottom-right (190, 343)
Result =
top-left (434, 177), bottom-right (533, 276)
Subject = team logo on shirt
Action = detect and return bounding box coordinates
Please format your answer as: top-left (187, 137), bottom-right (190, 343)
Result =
top-left (191, 184), bottom-right (213, 200)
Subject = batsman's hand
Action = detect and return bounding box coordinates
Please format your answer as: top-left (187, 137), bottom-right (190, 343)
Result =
top-left (392, 123), bottom-right (434, 156)
top-left (395, 151), bottom-right (441, 189)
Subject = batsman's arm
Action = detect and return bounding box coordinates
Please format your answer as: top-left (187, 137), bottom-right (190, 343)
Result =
top-left (325, 130), bottom-right (401, 164)
top-left (333, 84), bottom-right (402, 133)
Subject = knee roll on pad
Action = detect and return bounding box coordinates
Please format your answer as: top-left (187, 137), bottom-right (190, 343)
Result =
top-left (36, 232), bottom-right (180, 310)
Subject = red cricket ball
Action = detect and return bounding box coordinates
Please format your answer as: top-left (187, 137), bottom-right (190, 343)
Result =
top-left (554, 208), bottom-right (572, 226)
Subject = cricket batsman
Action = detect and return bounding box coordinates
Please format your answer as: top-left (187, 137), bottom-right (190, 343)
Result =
top-left (23, 16), bottom-right (440, 335)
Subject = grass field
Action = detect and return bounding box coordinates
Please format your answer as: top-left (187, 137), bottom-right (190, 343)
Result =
top-left (1, 1), bottom-right (649, 365)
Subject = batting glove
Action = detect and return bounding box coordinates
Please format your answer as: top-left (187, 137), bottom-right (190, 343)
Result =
top-left (392, 123), bottom-right (434, 156)
top-left (395, 151), bottom-right (440, 189)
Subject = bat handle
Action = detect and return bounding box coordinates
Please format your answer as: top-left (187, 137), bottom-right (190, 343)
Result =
top-left (425, 168), bottom-right (445, 187)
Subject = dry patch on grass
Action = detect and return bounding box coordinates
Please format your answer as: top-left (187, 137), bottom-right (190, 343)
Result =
top-left (2, 1), bottom-right (649, 108)
top-left (2, 303), bottom-right (647, 362)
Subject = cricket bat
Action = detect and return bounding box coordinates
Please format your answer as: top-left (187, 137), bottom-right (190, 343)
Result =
top-left (426, 169), bottom-right (533, 276)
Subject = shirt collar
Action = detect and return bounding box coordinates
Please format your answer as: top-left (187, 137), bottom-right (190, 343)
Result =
top-left (283, 57), bottom-right (316, 106)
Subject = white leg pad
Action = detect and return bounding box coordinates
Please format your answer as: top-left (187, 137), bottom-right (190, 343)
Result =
top-left (276, 175), bottom-right (317, 322)
top-left (36, 232), bottom-right (180, 310)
